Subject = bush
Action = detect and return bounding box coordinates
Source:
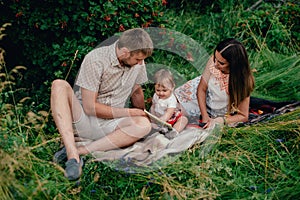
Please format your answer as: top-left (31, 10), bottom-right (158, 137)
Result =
top-left (165, 0), bottom-right (299, 55)
top-left (233, 1), bottom-right (299, 54)
top-left (1, 0), bottom-right (168, 104)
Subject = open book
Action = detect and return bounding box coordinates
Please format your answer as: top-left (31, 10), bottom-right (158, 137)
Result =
top-left (144, 109), bottom-right (173, 130)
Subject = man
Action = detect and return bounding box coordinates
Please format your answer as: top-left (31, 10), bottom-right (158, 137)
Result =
top-left (51, 28), bottom-right (153, 180)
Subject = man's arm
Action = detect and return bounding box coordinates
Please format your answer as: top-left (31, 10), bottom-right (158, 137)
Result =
top-left (130, 84), bottom-right (145, 110)
top-left (81, 87), bottom-right (145, 119)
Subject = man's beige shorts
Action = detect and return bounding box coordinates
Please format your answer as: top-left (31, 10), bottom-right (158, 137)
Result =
top-left (72, 106), bottom-right (125, 140)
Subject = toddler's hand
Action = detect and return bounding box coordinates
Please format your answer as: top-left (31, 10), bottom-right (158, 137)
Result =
top-left (165, 128), bottom-right (179, 139)
top-left (158, 127), bottom-right (168, 134)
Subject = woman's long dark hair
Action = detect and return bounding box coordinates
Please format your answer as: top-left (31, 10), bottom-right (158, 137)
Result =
top-left (214, 38), bottom-right (255, 112)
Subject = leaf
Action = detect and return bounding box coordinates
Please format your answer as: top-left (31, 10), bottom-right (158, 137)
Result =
top-left (19, 97), bottom-right (30, 103)
top-left (27, 111), bottom-right (37, 118)
top-left (14, 66), bottom-right (27, 70)
top-left (38, 111), bottom-right (49, 117)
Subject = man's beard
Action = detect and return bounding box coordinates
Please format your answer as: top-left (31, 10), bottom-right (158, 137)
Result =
top-left (120, 60), bottom-right (132, 68)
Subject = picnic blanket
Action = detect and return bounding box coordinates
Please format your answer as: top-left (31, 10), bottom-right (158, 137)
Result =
top-left (75, 97), bottom-right (299, 169)
top-left (75, 124), bottom-right (223, 171)
top-left (244, 97), bottom-right (300, 126)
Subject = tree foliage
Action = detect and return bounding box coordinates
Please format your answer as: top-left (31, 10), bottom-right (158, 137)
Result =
top-left (1, 0), bottom-right (168, 89)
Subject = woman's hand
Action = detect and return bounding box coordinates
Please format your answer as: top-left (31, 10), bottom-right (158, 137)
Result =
top-left (202, 117), bottom-right (213, 129)
top-left (202, 116), bottom-right (225, 129)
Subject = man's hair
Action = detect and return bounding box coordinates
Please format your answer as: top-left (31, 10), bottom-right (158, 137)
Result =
top-left (154, 69), bottom-right (175, 90)
top-left (117, 28), bottom-right (153, 57)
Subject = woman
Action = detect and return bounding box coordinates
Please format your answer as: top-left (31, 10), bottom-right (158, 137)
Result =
top-left (175, 38), bottom-right (255, 128)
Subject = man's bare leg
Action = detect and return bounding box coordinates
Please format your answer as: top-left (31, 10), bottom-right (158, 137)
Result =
top-left (77, 116), bottom-right (151, 155)
top-left (51, 79), bottom-right (82, 163)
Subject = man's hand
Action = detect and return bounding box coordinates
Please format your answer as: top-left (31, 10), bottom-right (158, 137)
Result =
top-left (129, 108), bottom-right (147, 117)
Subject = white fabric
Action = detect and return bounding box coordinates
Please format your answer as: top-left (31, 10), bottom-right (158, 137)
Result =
top-left (152, 93), bottom-right (177, 116)
top-left (206, 65), bottom-right (229, 117)
top-left (175, 61), bottom-right (229, 118)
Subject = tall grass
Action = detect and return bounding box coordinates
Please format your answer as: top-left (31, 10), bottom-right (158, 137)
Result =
top-left (250, 48), bottom-right (300, 100)
top-left (1, 2), bottom-right (300, 200)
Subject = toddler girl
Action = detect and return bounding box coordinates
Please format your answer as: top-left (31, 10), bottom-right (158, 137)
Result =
top-left (150, 69), bottom-right (188, 138)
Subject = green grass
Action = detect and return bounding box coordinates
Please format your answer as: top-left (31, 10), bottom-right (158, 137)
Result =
top-left (1, 1), bottom-right (300, 199)
top-left (250, 49), bottom-right (300, 100)
top-left (1, 108), bottom-right (299, 199)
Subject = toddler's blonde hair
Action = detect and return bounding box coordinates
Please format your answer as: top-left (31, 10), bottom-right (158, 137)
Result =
top-left (154, 69), bottom-right (175, 90)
